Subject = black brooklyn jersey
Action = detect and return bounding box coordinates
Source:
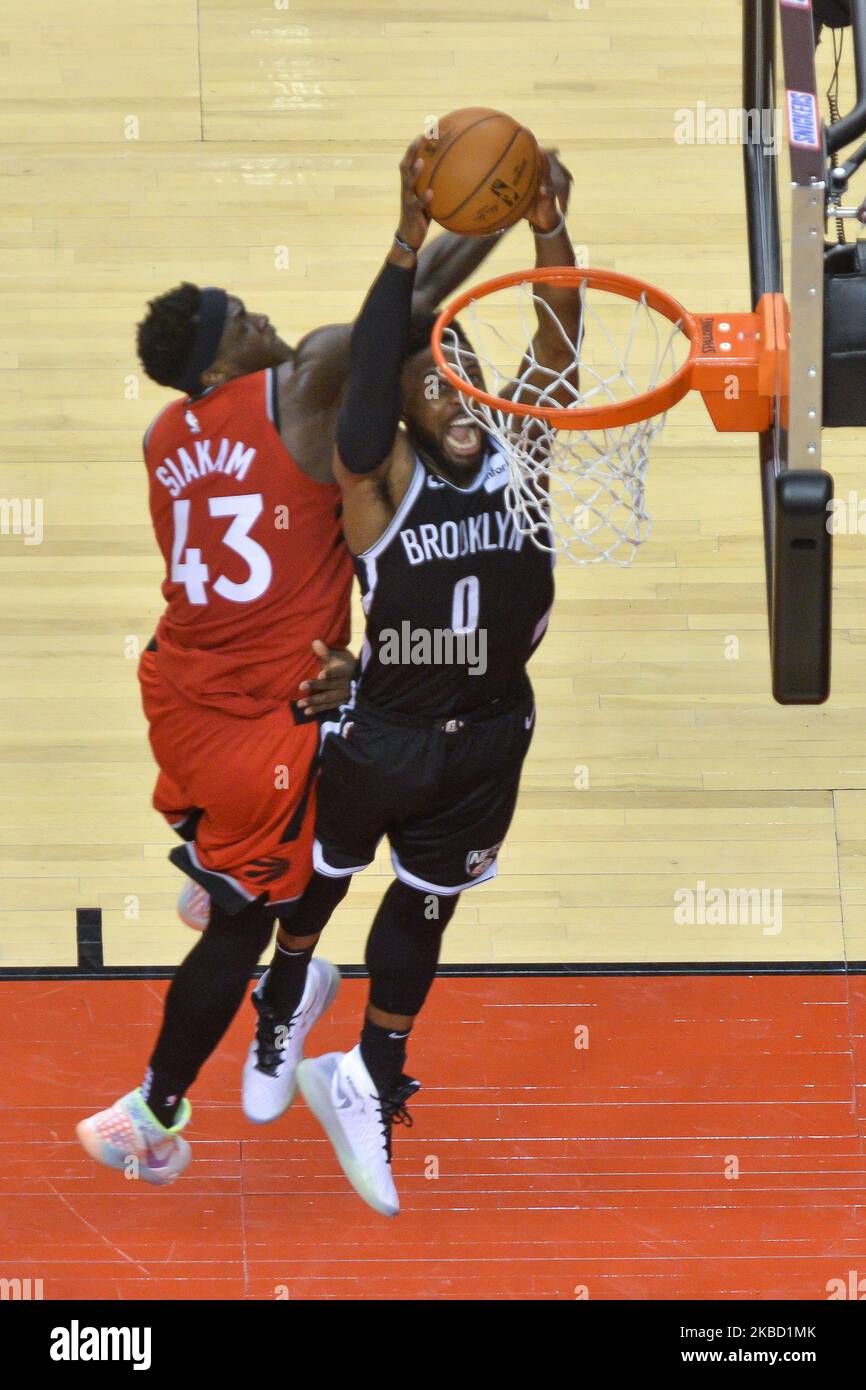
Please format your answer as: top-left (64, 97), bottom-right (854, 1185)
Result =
top-left (353, 443), bottom-right (554, 717)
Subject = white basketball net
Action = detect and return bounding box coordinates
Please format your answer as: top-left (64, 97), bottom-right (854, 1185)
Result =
top-left (438, 277), bottom-right (687, 564)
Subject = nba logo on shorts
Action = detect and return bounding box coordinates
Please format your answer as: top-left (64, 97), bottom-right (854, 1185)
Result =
top-left (466, 843), bottom-right (501, 877)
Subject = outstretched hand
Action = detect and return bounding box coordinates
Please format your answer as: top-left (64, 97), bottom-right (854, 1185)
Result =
top-left (397, 137), bottom-right (434, 253)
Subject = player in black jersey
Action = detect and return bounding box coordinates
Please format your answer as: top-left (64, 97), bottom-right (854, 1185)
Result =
top-left (289, 140), bottom-right (582, 1216)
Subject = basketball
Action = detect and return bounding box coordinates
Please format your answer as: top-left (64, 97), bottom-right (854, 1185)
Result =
top-left (414, 108), bottom-right (539, 236)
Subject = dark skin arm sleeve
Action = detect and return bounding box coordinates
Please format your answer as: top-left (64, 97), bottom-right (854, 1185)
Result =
top-left (335, 259), bottom-right (417, 475)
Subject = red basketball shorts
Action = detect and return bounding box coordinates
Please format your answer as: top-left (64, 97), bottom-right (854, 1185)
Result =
top-left (139, 647), bottom-right (318, 913)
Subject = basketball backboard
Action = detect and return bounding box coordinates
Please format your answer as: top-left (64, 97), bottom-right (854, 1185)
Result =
top-left (431, 1), bottom-right (865, 703)
top-left (743, 0), bottom-right (835, 703)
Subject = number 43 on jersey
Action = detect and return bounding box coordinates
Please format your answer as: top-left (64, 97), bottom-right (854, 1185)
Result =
top-left (171, 494), bottom-right (272, 605)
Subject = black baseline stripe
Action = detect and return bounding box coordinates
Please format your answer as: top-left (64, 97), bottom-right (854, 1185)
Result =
top-left (0, 907), bottom-right (858, 979)
top-left (1, 960), bottom-right (865, 982)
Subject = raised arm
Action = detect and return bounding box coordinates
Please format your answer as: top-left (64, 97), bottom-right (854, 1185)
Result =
top-left (515, 151), bottom-right (581, 396)
top-left (283, 225), bottom-right (508, 417)
top-left (412, 228), bottom-right (504, 313)
top-left (332, 141), bottom-right (434, 554)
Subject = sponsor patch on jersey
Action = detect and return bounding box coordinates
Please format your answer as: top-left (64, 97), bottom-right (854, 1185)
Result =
top-left (484, 452), bottom-right (509, 493)
top-left (787, 90), bottom-right (820, 149)
top-left (465, 842), bottom-right (502, 878)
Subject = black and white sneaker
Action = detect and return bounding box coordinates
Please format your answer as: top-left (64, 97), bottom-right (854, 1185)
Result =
top-left (242, 959), bottom-right (341, 1124)
top-left (296, 1046), bottom-right (419, 1217)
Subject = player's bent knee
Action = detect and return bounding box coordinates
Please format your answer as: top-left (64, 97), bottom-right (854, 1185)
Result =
top-left (205, 898), bottom-right (274, 960)
top-left (389, 879), bottom-right (460, 929)
top-left (276, 868), bottom-right (351, 939)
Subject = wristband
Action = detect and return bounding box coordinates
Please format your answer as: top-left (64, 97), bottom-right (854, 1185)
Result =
top-left (529, 213), bottom-right (566, 239)
top-left (393, 231), bottom-right (419, 255)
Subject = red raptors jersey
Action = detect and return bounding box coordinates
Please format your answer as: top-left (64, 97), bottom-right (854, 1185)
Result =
top-left (143, 369), bottom-right (352, 716)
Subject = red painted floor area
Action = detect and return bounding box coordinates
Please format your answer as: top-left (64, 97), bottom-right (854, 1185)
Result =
top-left (1, 974), bottom-right (865, 1300)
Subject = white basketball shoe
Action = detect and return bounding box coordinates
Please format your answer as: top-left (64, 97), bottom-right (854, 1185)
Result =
top-left (296, 1045), bottom-right (419, 1217)
top-left (242, 958), bottom-right (341, 1124)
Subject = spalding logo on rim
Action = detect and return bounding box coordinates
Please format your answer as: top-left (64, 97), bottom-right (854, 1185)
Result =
top-left (465, 843), bottom-right (502, 877)
top-left (787, 90), bottom-right (820, 149)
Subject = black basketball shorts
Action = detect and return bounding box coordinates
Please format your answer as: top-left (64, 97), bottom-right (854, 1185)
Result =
top-left (313, 677), bottom-right (536, 895)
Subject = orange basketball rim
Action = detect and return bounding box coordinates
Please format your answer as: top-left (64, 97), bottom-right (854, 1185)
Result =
top-left (431, 266), bottom-right (789, 434)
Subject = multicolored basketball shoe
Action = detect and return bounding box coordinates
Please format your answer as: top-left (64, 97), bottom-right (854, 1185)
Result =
top-left (76, 1088), bottom-right (192, 1186)
top-left (177, 878), bottom-right (211, 931)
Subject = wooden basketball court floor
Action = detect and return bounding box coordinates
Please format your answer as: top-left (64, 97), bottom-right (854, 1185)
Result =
top-left (1, 0), bottom-right (865, 1300)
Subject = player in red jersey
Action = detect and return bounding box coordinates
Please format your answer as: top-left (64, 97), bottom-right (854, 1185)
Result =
top-left (139, 364), bottom-right (355, 913)
top-left (75, 223), bottom-right (524, 1184)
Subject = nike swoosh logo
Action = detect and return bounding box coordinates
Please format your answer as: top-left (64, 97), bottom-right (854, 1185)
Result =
top-left (524, 708), bottom-right (536, 731)
top-left (333, 1083), bottom-right (354, 1111)
top-left (144, 1146), bottom-right (171, 1169)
